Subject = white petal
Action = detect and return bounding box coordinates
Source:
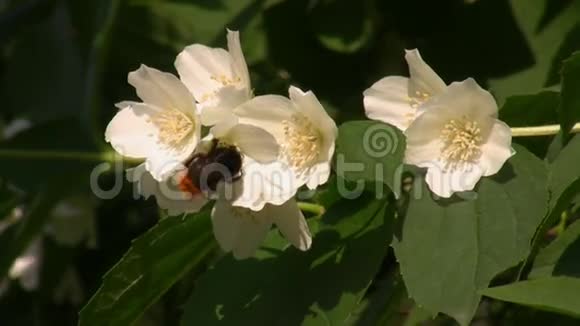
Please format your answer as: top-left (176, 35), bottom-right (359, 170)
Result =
top-left (230, 157), bottom-right (298, 211)
top-left (419, 78), bottom-right (498, 121)
top-left (305, 162), bottom-right (332, 190)
top-left (127, 164), bottom-right (207, 216)
top-left (105, 103), bottom-right (160, 158)
top-left (271, 199), bottom-right (312, 251)
top-left (226, 30), bottom-right (251, 96)
top-left (145, 144), bottom-right (196, 182)
top-left (201, 104), bottom-right (238, 127)
top-left (128, 65), bottom-right (196, 114)
top-left (288, 86), bottom-right (337, 148)
top-left (363, 76), bottom-right (416, 131)
top-left (211, 199), bottom-right (274, 260)
top-left (106, 101), bottom-right (199, 181)
top-left (480, 120), bottom-right (514, 176)
top-left (200, 86), bottom-right (248, 126)
top-left (405, 49), bottom-right (446, 97)
top-left (211, 199), bottom-right (243, 252)
top-left (404, 109), bottom-right (448, 166)
top-left (175, 43), bottom-right (247, 104)
top-left (208, 115), bottom-right (238, 139)
top-left (222, 124), bottom-right (279, 163)
top-left (234, 95), bottom-right (293, 142)
top-left (232, 218), bottom-right (272, 260)
top-left (425, 163), bottom-right (484, 198)
top-left (126, 164), bottom-right (157, 198)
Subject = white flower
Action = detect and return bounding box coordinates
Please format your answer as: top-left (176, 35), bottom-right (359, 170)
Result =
top-left (211, 196), bottom-right (311, 259)
top-left (363, 49), bottom-right (446, 131)
top-left (105, 65), bottom-right (201, 181)
top-left (126, 163), bottom-right (209, 216)
top-left (232, 86), bottom-right (338, 209)
top-left (175, 29), bottom-right (251, 119)
top-left (175, 30), bottom-right (328, 211)
top-left (126, 122), bottom-right (279, 216)
top-left (404, 79), bottom-right (514, 198)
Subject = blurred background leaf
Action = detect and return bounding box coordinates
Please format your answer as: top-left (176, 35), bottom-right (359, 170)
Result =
top-left (0, 0), bottom-right (579, 325)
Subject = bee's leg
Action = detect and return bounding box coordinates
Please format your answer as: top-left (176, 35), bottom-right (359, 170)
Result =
top-left (231, 171), bottom-right (243, 182)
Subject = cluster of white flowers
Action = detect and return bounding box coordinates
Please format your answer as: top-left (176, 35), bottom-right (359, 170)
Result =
top-left (106, 33), bottom-right (514, 259)
top-left (106, 30), bottom-right (337, 259)
top-left (364, 49), bottom-right (514, 198)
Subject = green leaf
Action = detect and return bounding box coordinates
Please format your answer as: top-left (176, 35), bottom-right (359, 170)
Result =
top-left (489, 0), bottom-right (580, 103)
top-left (530, 220), bottom-right (580, 279)
top-left (546, 22), bottom-right (580, 85)
top-left (309, 0), bottom-right (377, 53)
top-left (548, 135), bottom-right (580, 211)
top-left (559, 52), bottom-right (580, 141)
top-left (499, 91), bottom-right (559, 157)
top-left (522, 134), bottom-right (580, 278)
top-left (79, 210), bottom-right (216, 326)
top-left (335, 121), bottom-right (406, 196)
top-left (393, 145), bottom-right (548, 326)
top-left (181, 194), bottom-right (394, 325)
top-left (350, 275), bottom-right (409, 326)
top-left (481, 276), bottom-right (580, 318)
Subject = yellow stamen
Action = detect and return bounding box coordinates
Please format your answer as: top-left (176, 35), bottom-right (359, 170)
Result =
top-left (150, 108), bottom-right (194, 148)
top-left (282, 113), bottom-right (321, 171)
top-left (440, 117), bottom-right (483, 170)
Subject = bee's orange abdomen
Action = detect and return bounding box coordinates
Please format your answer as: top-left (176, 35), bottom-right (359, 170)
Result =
top-left (179, 175), bottom-right (201, 196)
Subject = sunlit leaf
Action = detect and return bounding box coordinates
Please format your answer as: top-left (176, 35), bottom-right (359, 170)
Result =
top-left (79, 210), bottom-right (216, 326)
top-left (393, 145), bottom-right (548, 325)
top-left (335, 121), bottom-right (406, 197)
top-left (181, 194), bottom-right (394, 325)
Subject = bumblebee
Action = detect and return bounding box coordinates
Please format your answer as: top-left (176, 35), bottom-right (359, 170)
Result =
top-left (179, 139), bottom-right (243, 196)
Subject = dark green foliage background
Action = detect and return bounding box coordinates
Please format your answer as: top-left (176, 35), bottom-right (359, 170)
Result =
top-left (1, 0), bottom-right (580, 325)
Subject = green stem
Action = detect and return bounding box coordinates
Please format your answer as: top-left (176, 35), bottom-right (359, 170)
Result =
top-left (0, 149), bottom-right (141, 164)
top-left (298, 202), bottom-right (325, 217)
top-left (511, 122), bottom-right (580, 137)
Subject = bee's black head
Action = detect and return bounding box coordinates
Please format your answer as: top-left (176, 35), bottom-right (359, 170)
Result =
top-left (185, 140), bottom-right (243, 193)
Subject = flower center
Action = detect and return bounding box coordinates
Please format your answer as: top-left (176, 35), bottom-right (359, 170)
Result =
top-left (282, 113), bottom-right (321, 171)
top-left (151, 108), bottom-right (194, 148)
top-left (440, 117), bottom-right (483, 170)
